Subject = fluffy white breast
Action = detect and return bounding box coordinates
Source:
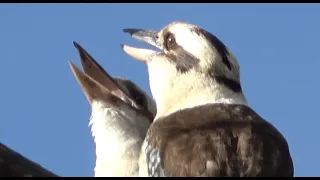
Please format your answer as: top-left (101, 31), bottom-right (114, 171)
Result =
top-left (147, 57), bottom-right (248, 119)
top-left (89, 100), bottom-right (150, 177)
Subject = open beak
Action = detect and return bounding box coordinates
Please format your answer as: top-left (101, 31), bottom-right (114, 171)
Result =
top-left (69, 61), bottom-right (119, 106)
top-left (121, 29), bottom-right (163, 63)
top-left (70, 41), bottom-right (140, 109)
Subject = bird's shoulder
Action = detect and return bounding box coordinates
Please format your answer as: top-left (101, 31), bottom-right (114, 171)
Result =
top-left (147, 103), bottom-right (293, 177)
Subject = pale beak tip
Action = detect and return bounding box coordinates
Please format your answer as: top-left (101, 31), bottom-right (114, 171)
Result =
top-left (121, 44), bottom-right (132, 52)
top-left (121, 44), bottom-right (155, 63)
top-left (120, 44), bottom-right (132, 53)
top-left (68, 60), bottom-right (74, 67)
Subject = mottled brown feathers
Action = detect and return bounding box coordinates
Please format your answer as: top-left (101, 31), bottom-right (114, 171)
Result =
top-left (148, 104), bottom-right (293, 177)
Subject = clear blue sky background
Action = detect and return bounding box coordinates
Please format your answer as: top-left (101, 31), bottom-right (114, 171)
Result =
top-left (1, 3), bottom-right (319, 177)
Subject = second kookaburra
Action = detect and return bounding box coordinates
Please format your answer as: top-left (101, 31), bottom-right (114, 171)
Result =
top-left (121, 21), bottom-right (294, 177)
top-left (69, 42), bottom-right (156, 177)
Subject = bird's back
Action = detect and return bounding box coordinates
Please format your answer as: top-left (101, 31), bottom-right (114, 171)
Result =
top-left (147, 104), bottom-right (294, 177)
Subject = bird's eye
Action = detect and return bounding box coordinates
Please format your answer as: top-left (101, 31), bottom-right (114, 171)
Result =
top-left (135, 95), bottom-right (147, 108)
top-left (165, 33), bottom-right (176, 50)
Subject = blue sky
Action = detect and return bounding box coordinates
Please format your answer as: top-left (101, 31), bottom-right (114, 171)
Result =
top-left (1, 3), bottom-right (319, 177)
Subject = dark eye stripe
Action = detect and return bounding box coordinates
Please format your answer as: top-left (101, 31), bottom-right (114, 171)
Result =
top-left (123, 80), bottom-right (148, 108)
top-left (214, 75), bottom-right (242, 93)
top-left (192, 28), bottom-right (232, 71)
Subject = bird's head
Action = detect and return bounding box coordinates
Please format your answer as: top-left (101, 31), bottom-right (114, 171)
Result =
top-left (69, 42), bottom-right (156, 122)
top-left (122, 21), bottom-right (247, 118)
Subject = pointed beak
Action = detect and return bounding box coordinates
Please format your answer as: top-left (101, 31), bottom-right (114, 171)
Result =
top-left (123, 29), bottom-right (162, 49)
top-left (71, 41), bottom-right (140, 109)
top-left (69, 61), bottom-right (118, 105)
top-left (121, 29), bottom-right (162, 63)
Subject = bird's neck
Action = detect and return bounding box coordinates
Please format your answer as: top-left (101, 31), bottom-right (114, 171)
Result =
top-left (153, 75), bottom-right (248, 119)
top-left (89, 101), bottom-right (150, 177)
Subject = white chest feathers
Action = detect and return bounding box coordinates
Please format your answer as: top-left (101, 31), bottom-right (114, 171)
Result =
top-left (89, 101), bottom-right (150, 177)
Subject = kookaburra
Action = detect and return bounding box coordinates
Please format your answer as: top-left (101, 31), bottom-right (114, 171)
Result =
top-left (121, 21), bottom-right (294, 177)
top-left (69, 42), bottom-right (156, 177)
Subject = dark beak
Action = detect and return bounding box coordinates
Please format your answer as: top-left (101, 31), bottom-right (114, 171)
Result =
top-left (69, 61), bottom-right (115, 105)
top-left (121, 29), bottom-right (162, 63)
top-left (71, 41), bottom-right (140, 109)
top-left (123, 29), bottom-right (162, 50)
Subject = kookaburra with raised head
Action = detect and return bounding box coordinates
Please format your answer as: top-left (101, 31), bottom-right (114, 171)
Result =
top-left (69, 42), bottom-right (156, 177)
top-left (121, 21), bottom-right (294, 177)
